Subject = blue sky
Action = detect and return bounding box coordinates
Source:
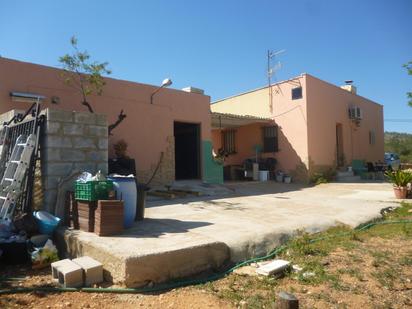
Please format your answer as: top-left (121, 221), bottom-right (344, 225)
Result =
top-left (0, 0), bottom-right (411, 132)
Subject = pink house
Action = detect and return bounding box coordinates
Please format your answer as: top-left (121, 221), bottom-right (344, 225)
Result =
top-left (211, 74), bottom-right (384, 181)
top-left (0, 57), bottom-right (222, 186)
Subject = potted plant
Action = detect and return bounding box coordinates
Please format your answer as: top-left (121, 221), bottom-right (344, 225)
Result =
top-left (385, 169), bottom-right (412, 199)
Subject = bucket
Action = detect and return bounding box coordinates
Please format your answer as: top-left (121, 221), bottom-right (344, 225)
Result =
top-left (33, 211), bottom-right (61, 235)
top-left (108, 176), bottom-right (137, 228)
top-left (259, 170), bottom-right (269, 182)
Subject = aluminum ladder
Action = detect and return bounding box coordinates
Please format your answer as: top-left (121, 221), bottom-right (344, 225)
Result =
top-left (0, 134), bottom-right (36, 221)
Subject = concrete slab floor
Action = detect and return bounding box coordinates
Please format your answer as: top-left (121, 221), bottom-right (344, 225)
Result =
top-left (57, 181), bottom-right (400, 287)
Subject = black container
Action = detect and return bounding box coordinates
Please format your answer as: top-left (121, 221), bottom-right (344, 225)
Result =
top-left (0, 241), bottom-right (30, 265)
top-left (135, 183), bottom-right (149, 221)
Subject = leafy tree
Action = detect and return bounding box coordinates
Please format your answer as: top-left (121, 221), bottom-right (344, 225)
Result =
top-left (59, 36), bottom-right (126, 134)
top-left (404, 61), bottom-right (412, 107)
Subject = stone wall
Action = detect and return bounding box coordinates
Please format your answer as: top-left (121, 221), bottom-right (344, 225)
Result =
top-left (42, 109), bottom-right (108, 213)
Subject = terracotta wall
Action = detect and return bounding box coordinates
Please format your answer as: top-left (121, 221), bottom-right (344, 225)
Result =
top-left (211, 123), bottom-right (277, 166)
top-left (305, 74), bottom-right (384, 170)
top-left (0, 58), bottom-right (211, 184)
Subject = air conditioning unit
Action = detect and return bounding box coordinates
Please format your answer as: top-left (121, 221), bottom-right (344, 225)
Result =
top-left (348, 106), bottom-right (362, 120)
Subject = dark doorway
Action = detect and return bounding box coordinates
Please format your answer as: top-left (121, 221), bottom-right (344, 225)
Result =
top-left (174, 122), bottom-right (200, 180)
top-left (336, 123), bottom-right (344, 167)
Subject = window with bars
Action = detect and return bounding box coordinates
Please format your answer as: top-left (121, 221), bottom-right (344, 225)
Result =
top-left (262, 126), bottom-right (279, 152)
top-left (222, 130), bottom-right (236, 154)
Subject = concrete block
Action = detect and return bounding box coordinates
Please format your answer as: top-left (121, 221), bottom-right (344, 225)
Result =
top-left (98, 138), bottom-right (108, 150)
top-left (86, 150), bottom-right (108, 162)
top-left (74, 162), bottom-right (97, 173)
top-left (256, 259), bottom-right (290, 276)
top-left (43, 189), bottom-right (57, 212)
top-left (74, 112), bottom-right (96, 124)
top-left (51, 259), bottom-right (73, 280)
top-left (46, 121), bottom-right (61, 134)
top-left (47, 109), bottom-right (73, 123)
top-left (63, 123), bottom-right (84, 136)
top-left (95, 114), bottom-right (107, 126)
top-left (61, 149), bottom-right (86, 162)
top-left (57, 260), bottom-right (83, 288)
top-left (87, 125), bottom-right (107, 137)
top-left (44, 176), bottom-right (60, 190)
top-left (44, 148), bottom-right (61, 161)
top-left (72, 256), bottom-right (103, 286)
top-left (72, 137), bottom-right (96, 149)
top-left (45, 162), bottom-right (74, 176)
top-left (45, 136), bottom-right (73, 148)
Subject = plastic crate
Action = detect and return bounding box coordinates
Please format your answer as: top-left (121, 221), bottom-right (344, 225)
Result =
top-left (75, 180), bottom-right (113, 201)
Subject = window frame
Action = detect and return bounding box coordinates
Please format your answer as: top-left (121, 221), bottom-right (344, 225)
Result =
top-left (262, 125), bottom-right (279, 153)
top-left (291, 87), bottom-right (303, 100)
top-left (221, 129), bottom-right (237, 154)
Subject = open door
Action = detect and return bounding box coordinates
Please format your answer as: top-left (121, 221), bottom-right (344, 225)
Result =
top-left (174, 122), bottom-right (200, 180)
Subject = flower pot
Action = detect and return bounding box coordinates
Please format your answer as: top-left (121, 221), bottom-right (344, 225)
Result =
top-left (393, 186), bottom-right (408, 199)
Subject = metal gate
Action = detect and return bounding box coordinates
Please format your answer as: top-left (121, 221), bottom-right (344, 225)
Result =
top-left (0, 102), bottom-right (45, 215)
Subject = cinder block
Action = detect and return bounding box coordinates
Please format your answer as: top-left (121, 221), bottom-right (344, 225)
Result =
top-left (51, 259), bottom-right (73, 280)
top-left (72, 256), bottom-right (103, 286)
top-left (57, 260), bottom-right (83, 288)
top-left (47, 109), bottom-right (74, 123)
top-left (63, 123), bottom-right (84, 136)
top-left (45, 136), bottom-right (73, 149)
top-left (95, 114), bottom-right (107, 126)
top-left (60, 149), bottom-right (86, 162)
top-left (46, 121), bottom-right (61, 134)
top-left (74, 112), bottom-right (96, 124)
top-left (87, 125), bottom-right (107, 137)
top-left (72, 137), bottom-right (96, 149)
top-left (86, 150), bottom-right (108, 162)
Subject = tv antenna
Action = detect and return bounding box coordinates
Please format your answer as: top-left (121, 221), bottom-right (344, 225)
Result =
top-left (267, 49), bottom-right (285, 113)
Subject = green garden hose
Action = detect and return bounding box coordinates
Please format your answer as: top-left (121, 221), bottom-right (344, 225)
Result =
top-left (1, 219), bottom-right (411, 295)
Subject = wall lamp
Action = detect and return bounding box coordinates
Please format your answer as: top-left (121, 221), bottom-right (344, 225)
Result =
top-left (150, 78), bottom-right (172, 104)
top-left (10, 92), bottom-right (45, 103)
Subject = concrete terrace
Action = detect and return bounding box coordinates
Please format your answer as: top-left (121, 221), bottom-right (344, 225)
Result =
top-left (57, 181), bottom-right (399, 287)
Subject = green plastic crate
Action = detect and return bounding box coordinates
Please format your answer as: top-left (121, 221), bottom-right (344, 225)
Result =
top-left (75, 180), bottom-right (113, 201)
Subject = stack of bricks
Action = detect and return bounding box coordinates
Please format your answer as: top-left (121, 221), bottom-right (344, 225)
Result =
top-left (77, 201), bottom-right (97, 232)
top-left (94, 200), bottom-right (124, 236)
top-left (51, 256), bottom-right (103, 288)
top-left (41, 108), bottom-right (108, 214)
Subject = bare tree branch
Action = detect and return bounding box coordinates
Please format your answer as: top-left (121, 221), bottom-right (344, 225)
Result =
top-left (108, 110), bottom-right (127, 135)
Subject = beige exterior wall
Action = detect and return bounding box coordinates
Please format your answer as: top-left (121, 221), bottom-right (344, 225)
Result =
top-left (211, 76), bottom-right (310, 178)
top-left (0, 58), bottom-right (211, 185)
top-left (305, 74), bottom-right (384, 172)
top-left (211, 74), bottom-right (384, 181)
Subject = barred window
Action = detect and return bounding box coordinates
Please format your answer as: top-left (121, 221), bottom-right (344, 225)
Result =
top-left (263, 126), bottom-right (278, 152)
top-left (222, 130), bottom-right (236, 154)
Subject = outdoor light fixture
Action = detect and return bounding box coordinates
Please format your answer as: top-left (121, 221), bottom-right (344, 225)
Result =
top-left (10, 92), bottom-right (45, 103)
top-left (150, 78), bottom-right (173, 104)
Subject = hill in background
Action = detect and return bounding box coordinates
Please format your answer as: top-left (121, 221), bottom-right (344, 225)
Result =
top-left (385, 132), bottom-right (412, 162)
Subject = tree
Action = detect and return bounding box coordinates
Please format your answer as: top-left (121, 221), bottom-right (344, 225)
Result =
top-left (404, 61), bottom-right (412, 107)
top-left (59, 36), bottom-right (126, 134)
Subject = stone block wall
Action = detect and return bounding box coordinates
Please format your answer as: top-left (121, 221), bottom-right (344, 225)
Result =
top-left (42, 108), bottom-right (108, 213)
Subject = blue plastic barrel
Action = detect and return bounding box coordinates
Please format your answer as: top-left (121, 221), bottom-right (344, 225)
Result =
top-left (108, 176), bottom-right (136, 228)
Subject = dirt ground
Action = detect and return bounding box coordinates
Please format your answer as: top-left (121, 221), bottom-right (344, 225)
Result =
top-left (1, 204), bottom-right (412, 309)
